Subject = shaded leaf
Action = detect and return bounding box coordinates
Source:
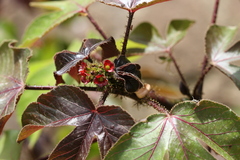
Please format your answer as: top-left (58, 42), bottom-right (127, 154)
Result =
top-left (105, 100), bottom-right (240, 160)
top-left (97, 0), bottom-right (170, 12)
top-left (101, 37), bottom-right (120, 60)
top-left (0, 40), bottom-right (31, 134)
top-left (206, 25), bottom-right (240, 89)
top-left (17, 86), bottom-right (134, 159)
top-left (19, 0), bottom-right (95, 47)
top-left (129, 20), bottom-right (194, 53)
top-left (114, 56), bottom-right (143, 92)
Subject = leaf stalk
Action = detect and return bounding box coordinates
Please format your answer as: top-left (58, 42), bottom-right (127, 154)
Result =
top-left (121, 11), bottom-right (135, 56)
top-left (193, 0), bottom-right (220, 99)
top-left (86, 9), bottom-right (108, 39)
top-left (166, 49), bottom-right (192, 99)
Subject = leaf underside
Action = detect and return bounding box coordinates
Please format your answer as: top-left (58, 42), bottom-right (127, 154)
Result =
top-left (97, 0), bottom-right (170, 12)
top-left (0, 40), bottom-right (31, 135)
top-left (17, 86), bottom-right (134, 159)
top-left (206, 25), bottom-right (240, 89)
top-left (105, 100), bottom-right (240, 160)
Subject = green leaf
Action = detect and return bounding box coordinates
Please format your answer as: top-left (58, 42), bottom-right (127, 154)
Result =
top-left (97, 0), bottom-right (170, 12)
top-left (0, 40), bottom-right (31, 135)
top-left (105, 100), bottom-right (240, 160)
top-left (19, 0), bottom-right (94, 48)
top-left (0, 20), bottom-right (17, 43)
top-left (206, 25), bottom-right (240, 89)
top-left (129, 22), bottom-right (161, 45)
top-left (0, 130), bottom-right (22, 160)
top-left (129, 20), bottom-right (194, 53)
top-left (166, 20), bottom-right (195, 48)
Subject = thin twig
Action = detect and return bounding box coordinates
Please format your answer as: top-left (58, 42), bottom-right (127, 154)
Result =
top-left (25, 85), bottom-right (55, 90)
top-left (24, 85), bottom-right (174, 111)
top-left (211, 0), bottom-right (220, 24)
top-left (121, 11), bottom-right (135, 56)
top-left (193, 0), bottom-right (220, 99)
top-left (86, 9), bottom-right (108, 39)
top-left (167, 49), bottom-right (192, 99)
top-left (97, 90), bottom-right (109, 106)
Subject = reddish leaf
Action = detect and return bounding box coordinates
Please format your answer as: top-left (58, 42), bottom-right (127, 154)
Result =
top-left (97, 0), bottom-right (171, 12)
top-left (54, 37), bottom-right (119, 83)
top-left (0, 41), bottom-right (31, 134)
top-left (17, 86), bottom-right (134, 159)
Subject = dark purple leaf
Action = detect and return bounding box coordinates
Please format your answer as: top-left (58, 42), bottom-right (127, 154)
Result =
top-left (54, 39), bottom-right (102, 76)
top-left (17, 86), bottom-right (134, 159)
top-left (97, 0), bottom-right (171, 12)
top-left (114, 56), bottom-right (143, 92)
top-left (100, 37), bottom-right (120, 60)
top-left (54, 37), bottom-right (119, 84)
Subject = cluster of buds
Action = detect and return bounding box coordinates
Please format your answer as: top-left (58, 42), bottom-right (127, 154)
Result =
top-left (78, 57), bottom-right (151, 98)
top-left (78, 59), bottom-right (115, 87)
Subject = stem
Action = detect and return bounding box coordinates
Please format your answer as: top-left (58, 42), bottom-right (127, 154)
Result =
top-left (193, 65), bottom-right (213, 99)
top-left (167, 49), bottom-right (192, 99)
top-left (146, 99), bottom-right (168, 114)
top-left (25, 85), bottom-right (174, 110)
top-left (97, 90), bottom-right (109, 106)
top-left (211, 0), bottom-right (220, 24)
top-left (193, 0), bottom-right (219, 99)
top-left (25, 85), bottom-right (55, 90)
top-left (121, 11), bottom-right (135, 56)
top-left (86, 9), bottom-right (108, 40)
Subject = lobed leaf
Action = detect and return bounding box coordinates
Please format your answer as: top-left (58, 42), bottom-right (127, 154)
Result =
top-left (0, 40), bottom-right (31, 135)
top-left (97, 0), bottom-right (170, 12)
top-left (129, 20), bottom-right (194, 53)
top-left (105, 100), bottom-right (240, 160)
top-left (19, 0), bottom-right (95, 47)
top-left (206, 25), bottom-right (240, 89)
top-left (17, 86), bottom-right (134, 159)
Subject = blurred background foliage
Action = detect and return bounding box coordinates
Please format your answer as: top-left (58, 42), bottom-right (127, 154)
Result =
top-left (1, 0), bottom-right (240, 159)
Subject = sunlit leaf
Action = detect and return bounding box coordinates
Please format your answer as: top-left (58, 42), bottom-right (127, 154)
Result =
top-left (19, 0), bottom-right (95, 47)
top-left (129, 20), bottom-right (194, 53)
top-left (105, 100), bottom-right (240, 160)
top-left (97, 0), bottom-right (170, 12)
top-left (206, 25), bottom-right (240, 89)
top-left (17, 86), bottom-right (134, 159)
top-left (0, 40), bottom-right (31, 135)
